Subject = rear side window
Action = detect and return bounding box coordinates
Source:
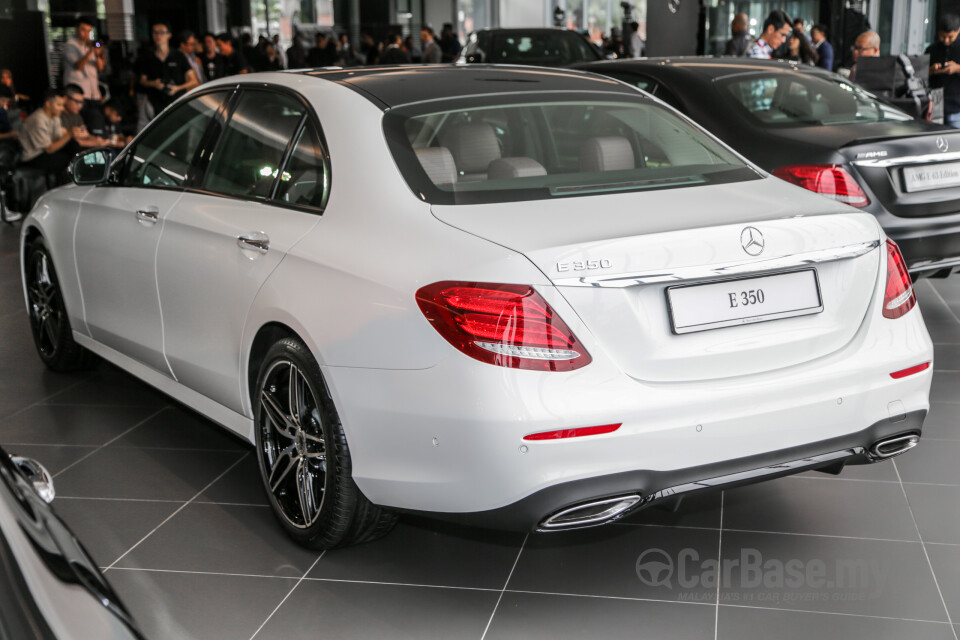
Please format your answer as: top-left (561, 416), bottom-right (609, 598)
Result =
top-left (123, 91), bottom-right (226, 188)
top-left (385, 94), bottom-right (754, 205)
top-left (274, 123), bottom-right (329, 209)
top-left (203, 90), bottom-right (305, 199)
top-left (721, 73), bottom-right (913, 126)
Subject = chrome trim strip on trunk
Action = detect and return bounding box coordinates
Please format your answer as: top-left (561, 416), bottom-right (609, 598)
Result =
top-left (852, 150), bottom-right (960, 168)
top-left (552, 240), bottom-right (880, 288)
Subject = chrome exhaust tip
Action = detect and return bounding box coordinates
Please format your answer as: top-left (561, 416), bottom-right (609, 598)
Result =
top-left (539, 494), bottom-right (641, 531)
top-left (869, 433), bottom-right (920, 460)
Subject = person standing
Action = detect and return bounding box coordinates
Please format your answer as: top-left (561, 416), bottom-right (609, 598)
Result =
top-left (421, 27), bottom-right (442, 63)
top-left (628, 21), bottom-right (644, 58)
top-left (140, 22), bottom-right (199, 115)
top-left (810, 24), bottom-right (834, 70)
top-left (215, 34), bottom-right (251, 77)
top-left (178, 31), bottom-right (205, 83)
top-left (201, 33), bottom-right (223, 81)
top-left (746, 10), bottom-right (792, 59)
top-left (724, 13), bottom-right (750, 56)
top-left (439, 23), bottom-right (462, 62)
top-left (849, 30), bottom-right (880, 81)
top-left (62, 17), bottom-right (105, 114)
top-left (380, 34), bottom-right (411, 64)
top-left (928, 14), bottom-right (960, 128)
top-left (287, 34), bottom-right (307, 69)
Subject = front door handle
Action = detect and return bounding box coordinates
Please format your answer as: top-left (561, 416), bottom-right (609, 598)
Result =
top-left (237, 232), bottom-right (270, 254)
top-left (136, 207), bottom-right (159, 224)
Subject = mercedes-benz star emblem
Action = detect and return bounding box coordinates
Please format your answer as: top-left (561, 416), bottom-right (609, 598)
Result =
top-left (740, 226), bottom-right (764, 256)
top-left (937, 136), bottom-right (949, 153)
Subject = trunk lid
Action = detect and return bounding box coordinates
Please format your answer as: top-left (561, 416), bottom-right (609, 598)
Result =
top-left (432, 178), bottom-right (882, 382)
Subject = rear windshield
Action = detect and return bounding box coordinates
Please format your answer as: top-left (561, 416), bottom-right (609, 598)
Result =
top-left (720, 73), bottom-right (913, 126)
top-left (384, 94), bottom-right (757, 205)
top-left (489, 32), bottom-right (600, 66)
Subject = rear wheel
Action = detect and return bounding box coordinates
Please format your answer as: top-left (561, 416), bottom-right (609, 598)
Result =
top-left (253, 338), bottom-right (397, 549)
top-left (25, 238), bottom-right (95, 372)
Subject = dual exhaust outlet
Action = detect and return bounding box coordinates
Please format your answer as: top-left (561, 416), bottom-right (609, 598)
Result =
top-left (540, 433), bottom-right (921, 531)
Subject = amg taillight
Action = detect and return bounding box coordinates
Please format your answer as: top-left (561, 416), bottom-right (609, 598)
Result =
top-left (883, 239), bottom-right (916, 319)
top-left (773, 164), bottom-right (870, 208)
top-left (416, 281), bottom-right (591, 371)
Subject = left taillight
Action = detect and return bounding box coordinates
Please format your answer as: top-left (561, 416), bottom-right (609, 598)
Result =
top-left (773, 164), bottom-right (870, 208)
top-left (416, 281), bottom-right (592, 371)
top-left (883, 239), bottom-right (917, 319)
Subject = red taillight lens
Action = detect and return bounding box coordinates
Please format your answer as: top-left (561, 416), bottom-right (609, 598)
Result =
top-left (416, 281), bottom-right (592, 371)
top-left (883, 239), bottom-right (916, 319)
top-left (524, 423), bottom-right (621, 441)
top-left (773, 164), bottom-right (870, 207)
top-left (890, 362), bottom-right (930, 379)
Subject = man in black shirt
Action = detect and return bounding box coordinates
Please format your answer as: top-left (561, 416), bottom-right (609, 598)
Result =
top-left (201, 33), bottom-right (223, 81)
top-left (215, 34), bottom-right (251, 78)
top-left (308, 33), bottom-right (338, 67)
top-left (140, 21), bottom-right (199, 113)
top-left (928, 13), bottom-right (960, 128)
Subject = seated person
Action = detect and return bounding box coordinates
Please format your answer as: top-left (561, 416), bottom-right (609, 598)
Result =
top-left (20, 89), bottom-right (80, 178)
top-left (61, 84), bottom-right (107, 149)
top-left (0, 85), bottom-right (19, 146)
top-left (101, 99), bottom-right (133, 146)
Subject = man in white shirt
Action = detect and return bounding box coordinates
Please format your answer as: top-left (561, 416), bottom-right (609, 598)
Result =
top-left (629, 21), bottom-right (644, 58)
top-left (746, 10), bottom-right (792, 59)
top-left (62, 16), bottom-right (105, 106)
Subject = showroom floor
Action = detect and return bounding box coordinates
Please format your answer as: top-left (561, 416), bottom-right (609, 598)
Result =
top-left (2, 221), bottom-right (960, 640)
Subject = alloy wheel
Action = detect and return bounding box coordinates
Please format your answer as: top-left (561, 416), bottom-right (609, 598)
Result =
top-left (26, 250), bottom-right (63, 358)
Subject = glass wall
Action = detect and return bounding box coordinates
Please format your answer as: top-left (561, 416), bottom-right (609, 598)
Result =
top-left (703, 0), bottom-right (817, 55)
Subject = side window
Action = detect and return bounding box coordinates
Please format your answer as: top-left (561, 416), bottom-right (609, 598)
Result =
top-left (203, 90), bottom-right (305, 199)
top-left (123, 91), bottom-right (226, 188)
top-left (274, 122), bottom-right (329, 209)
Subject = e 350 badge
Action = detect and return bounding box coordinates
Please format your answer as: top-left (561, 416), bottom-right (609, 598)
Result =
top-left (556, 259), bottom-right (613, 272)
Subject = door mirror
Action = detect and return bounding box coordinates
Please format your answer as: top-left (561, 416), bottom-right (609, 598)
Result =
top-left (71, 148), bottom-right (113, 185)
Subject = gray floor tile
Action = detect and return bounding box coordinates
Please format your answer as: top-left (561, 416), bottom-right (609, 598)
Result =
top-left (106, 569), bottom-right (296, 640)
top-left (309, 519), bottom-right (525, 589)
top-left (723, 476), bottom-right (919, 540)
top-left (486, 591), bottom-right (715, 640)
top-left (255, 580), bottom-right (499, 640)
top-left (110, 404), bottom-right (247, 451)
top-left (903, 483), bottom-right (960, 545)
top-left (932, 373), bottom-right (960, 405)
top-left (53, 497), bottom-right (182, 567)
top-left (509, 525), bottom-right (719, 602)
top-left (114, 502), bottom-right (318, 578)
top-left (620, 491), bottom-right (722, 529)
top-left (2, 443), bottom-right (97, 474)
top-left (197, 454), bottom-right (269, 505)
top-left (719, 531), bottom-right (948, 621)
top-left (54, 446), bottom-right (243, 500)
top-left (896, 441), bottom-right (960, 485)
top-left (924, 403), bottom-right (960, 441)
top-left (44, 364), bottom-right (168, 407)
top-left (925, 323), bottom-right (960, 346)
top-left (0, 367), bottom-right (93, 423)
top-left (934, 344), bottom-right (960, 369)
top-left (927, 545), bottom-right (960, 624)
top-left (716, 605), bottom-right (956, 640)
top-left (0, 404), bottom-right (160, 446)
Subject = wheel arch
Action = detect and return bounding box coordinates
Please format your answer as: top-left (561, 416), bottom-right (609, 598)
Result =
top-left (246, 321), bottom-right (301, 404)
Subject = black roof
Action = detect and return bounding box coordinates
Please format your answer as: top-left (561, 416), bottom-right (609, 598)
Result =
top-left (304, 64), bottom-right (638, 109)
top-left (575, 57), bottom-right (834, 81)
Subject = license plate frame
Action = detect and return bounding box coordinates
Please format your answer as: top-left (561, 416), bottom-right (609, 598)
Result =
top-left (666, 269), bottom-right (824, 335)
top-left (902, 161), bottom-right (960, 193)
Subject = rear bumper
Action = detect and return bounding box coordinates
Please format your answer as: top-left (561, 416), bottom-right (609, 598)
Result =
top-left (400, 411), bottom-right (924, 531)
top-left (886, 222), bottom-right (960, 275)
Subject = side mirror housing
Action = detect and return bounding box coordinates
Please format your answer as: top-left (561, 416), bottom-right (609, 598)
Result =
top-left (71, 148), bottom-right (114, 186)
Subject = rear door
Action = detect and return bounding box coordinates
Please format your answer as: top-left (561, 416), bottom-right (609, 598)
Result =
top-left (74, 90), bottom-right (227, 373)
top-left (155, 87), bottom-right (326, 412)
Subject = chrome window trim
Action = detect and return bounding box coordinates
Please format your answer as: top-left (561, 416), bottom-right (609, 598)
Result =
top-left (552, 239), bottom-right (880, 288)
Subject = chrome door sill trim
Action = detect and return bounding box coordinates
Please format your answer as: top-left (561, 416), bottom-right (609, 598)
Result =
top-left (552, 240), bottom-right (880, 288)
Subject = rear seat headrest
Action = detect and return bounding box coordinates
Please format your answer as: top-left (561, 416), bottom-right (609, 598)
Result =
top-left (487, 157), bottom-right (548, 180)
top-left (415, 147), bottom-right (457, 186)
top-left (579, 136), bottom-right (635, 173)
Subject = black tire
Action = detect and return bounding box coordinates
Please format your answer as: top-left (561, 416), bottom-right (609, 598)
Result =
top-left (24, 238), bottom-right (95, 372)
top-left (253, 337), bottom-right (397, 549)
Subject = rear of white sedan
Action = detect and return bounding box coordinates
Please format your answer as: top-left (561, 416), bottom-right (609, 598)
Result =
top-left (20, 66), bottom-right (932, 549)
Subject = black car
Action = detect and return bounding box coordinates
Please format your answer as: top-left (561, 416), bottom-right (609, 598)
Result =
top-left (0, 447), bottom-right (143, 639)
top-left (575, 57), bottom-right (960, 277)
top-left (460, 28), bottom-right (602, 67)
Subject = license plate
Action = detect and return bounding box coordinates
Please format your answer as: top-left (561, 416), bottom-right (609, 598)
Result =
top-left (667, 270), bottom-right (823, 335)
top-left (903, 161), bottom-right (960, 192)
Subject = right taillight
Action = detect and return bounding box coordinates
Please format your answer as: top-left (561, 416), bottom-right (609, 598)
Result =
top-left (883, 239), bottom-right (916, 319)
top-left (416, 281), bottom-right (591, 371)
top-left (773, 164), bottom-right (870, 208)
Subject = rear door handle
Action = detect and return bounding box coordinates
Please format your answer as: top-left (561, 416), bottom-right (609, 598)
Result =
top-left (237, 232), bottom-right (270, 254)
top-left (136, 207), bottom-right (159, 224)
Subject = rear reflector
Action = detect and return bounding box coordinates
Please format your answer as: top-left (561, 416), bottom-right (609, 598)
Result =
top-left (524, 424), bottom-right (621, 441)
top-left (416, 281), bottom-right (592, 371)
top-left (882, 239), bottom-right (917, 319)
top-left (890, 362), bottom-right (930, 379)
top-left (773, 164), bottom-right (870, 207)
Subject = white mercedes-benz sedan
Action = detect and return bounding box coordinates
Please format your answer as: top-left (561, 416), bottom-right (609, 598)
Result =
top-left (20, 65), bottom-right (932, 548)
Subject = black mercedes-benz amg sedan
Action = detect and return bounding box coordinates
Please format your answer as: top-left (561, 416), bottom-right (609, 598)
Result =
top-left (575, 57), bottom-right (960, 277)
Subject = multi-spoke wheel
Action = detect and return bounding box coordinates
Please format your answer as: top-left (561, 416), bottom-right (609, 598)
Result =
top-left (253, 338), bottom-right (397, 548)
top-left (25, 238), bottom-right (94, 372)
